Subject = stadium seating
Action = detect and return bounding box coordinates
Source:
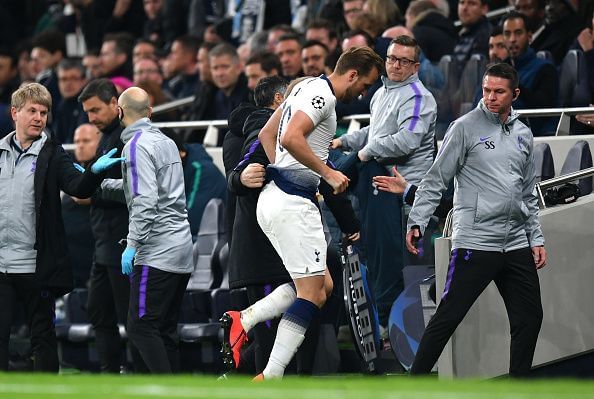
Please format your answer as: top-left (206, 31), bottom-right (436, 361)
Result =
top-left (56, 289), bottom-right (126, 372)
top-left (178, 198), bottom-right (229, 372)
top-left (560, 140), bottom-right (593, 195)
top-left (534, 142), bottom-right (555, 182)
top-left (559, 50), bottom-right (591, 108)
top-left (433, 55), bottom-right (461, 139)
top-left (453, 53), bottom-right (487, 117)
top-left (536, 50), bottom-right (554, 62)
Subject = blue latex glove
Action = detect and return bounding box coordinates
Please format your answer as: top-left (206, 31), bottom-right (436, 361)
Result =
top-left (73, 163), bottom-right (85, 173)
top-left (121, 246), bottom-right (137, 275)
top-left (91, 148), bottom-right (125, 174)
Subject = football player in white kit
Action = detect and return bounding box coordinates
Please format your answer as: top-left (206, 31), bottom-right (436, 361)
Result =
top-left (220, 46), bottom-right (384, 380)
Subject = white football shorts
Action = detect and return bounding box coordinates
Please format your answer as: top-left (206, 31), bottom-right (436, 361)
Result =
top-left (256, 181), bottom-right (326, 279)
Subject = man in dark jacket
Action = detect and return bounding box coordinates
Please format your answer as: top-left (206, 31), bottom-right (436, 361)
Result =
top-left (453, 0), bottom-right (491, 67)
top-left (0, 83), bottom-right (122, 372)
top-left (79, 78), bottom-right (131, 373)
top-left (503, 11), bottom-right (559, 135)
top-left (51, 59), bottom-right (88, 144)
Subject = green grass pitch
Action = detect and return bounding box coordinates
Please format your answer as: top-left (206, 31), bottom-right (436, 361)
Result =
top-left (1, 374), bottom-right (594, 399)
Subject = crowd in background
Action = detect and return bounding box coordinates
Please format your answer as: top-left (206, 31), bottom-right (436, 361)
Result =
top-left (0, 0), bottom-right (593, 144)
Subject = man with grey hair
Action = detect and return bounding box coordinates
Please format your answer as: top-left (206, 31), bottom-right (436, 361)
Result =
top-left (0, 83), bottom-right (122, 372)
top-left (104, 87), bottom-right (193, 373)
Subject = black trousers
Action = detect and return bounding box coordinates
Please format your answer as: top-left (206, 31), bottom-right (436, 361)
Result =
top-left (411, 247), bottom-right (543, 377)
top-left (0, 273), bottom-right (58, 372)
top-left (127, 265), bottom-right (190, 374)
top-left (87, 262), bottom-right (130, 373)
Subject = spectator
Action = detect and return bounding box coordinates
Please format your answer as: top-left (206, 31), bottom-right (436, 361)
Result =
top-left (267, 24), bottom-right (297, 52)
top-left (530, 0), bottom-right (585, 65)
top-left (164, 35), bottom-right (200, 99)
top-left (31, 29), bottom-right (65, 113)
top-left (78, 0), bottom-right (145, 51)
top-left (514, 0), bottom-right (546, 35)
top-left (343, 0), bottom-right (366, 30)
top-left (489, 25), bottom-right (510, 62)
top-left (190, 42), bottom-right (217, 122)
top-left (82, 49), bottom-right (103, 80)
top-left (99, 32), bottom-right (134, 80)
top-left (132, 39), bottom-right (157, 65)
top-left (209, 43), bottom-right (251, 121)
top-left (453, 0), bottom-right (491, 65)
top-left (341, 29), bottom-right (374, 50)
top-left (142, 0), bottom-right (165, 47)
top-left (503, 10), bottom-right (559, 135)
top-left (0, 48), bottom-right (20, 136)
top-left (110, 76), bottom-right (134, 95)
top-left (51, 59), bottom-right (89, 144)
top-left (364, 0), bottom-right (404, 32)
top-left (245, 51), bottom-right (282, 91)
top-left (572, 12), bottom-right (594, 134)
top-left (0, 48), bottom-right (20, 104)
top-left (133, 57), bottom-right (165, 87)
top-left (275, 33), bottom-right (304, 79)
top-left (302, 40), bottom-right (329, 77)
top-left (15, 40), bottom-right (35, 84)
top-left (405, 0), bottom-right (458, 63)
top-left (305, 19), bottom-right (341, 69)
top-left (62, 124), bottom-right (102, 288)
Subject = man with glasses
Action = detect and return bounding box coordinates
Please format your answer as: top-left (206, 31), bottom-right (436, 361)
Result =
top-left (331, 35), bottom-right (437, 332)
top-left (51, 59), bottom-right (88, 143)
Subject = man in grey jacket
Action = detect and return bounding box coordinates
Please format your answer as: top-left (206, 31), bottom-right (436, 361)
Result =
top-left (331, 35), bottom-right (437, 328)
top-left (110, 87), bottom-right (193, 373)
top-left (407, 62), bottom-right (547, 377)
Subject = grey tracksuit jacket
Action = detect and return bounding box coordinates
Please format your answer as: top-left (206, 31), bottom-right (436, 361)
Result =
top-left (408, 100), bottom-right (545, 252)
top-left (0, 133), bottom-right (48, 273)
top-left (114, 118), bottom-right (193, 274)
top-left (339, 74), bottom-right (437, 185)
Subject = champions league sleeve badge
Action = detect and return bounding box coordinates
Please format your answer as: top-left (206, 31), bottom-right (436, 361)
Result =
top-left (311, 96), bottom-right (325, 109)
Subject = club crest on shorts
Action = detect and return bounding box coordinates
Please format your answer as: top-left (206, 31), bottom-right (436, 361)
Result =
top-left (315, 250), bottom-right (321, 262)
top-left (311, 96), bottom-right (325, 109)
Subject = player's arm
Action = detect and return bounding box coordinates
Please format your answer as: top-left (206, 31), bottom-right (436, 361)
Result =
top-left (281, 110), bottom-right (349, 194)
top-left (258, 106), bottom-right (282, 164)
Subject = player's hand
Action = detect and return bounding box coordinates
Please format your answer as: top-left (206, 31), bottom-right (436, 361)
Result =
top-left (323, 168), bottom-right (349, 194)
top-left (406, 227), bottom-right (421, 255)
top-left (240, 163), bottom-right (266, 188)
top-left (330, 138), bottom-right (342, 149)
top-left (532, 246), bottom-right (547, 269)
top-left (346, 231), bottom-right (360, 242)
top-left (577, 27), bottom-right (593, 52)
top-left (373, 167), bottom-right (408, 194)
top-left (71, 196), bottom-right (91, 206)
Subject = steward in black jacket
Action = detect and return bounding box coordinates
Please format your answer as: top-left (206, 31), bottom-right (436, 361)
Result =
top-left (35, 139), bottom-right (104, 296)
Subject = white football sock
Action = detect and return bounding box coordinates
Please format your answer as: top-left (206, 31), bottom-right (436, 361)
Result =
top-left (240, 283), bottom-right (296, 332)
